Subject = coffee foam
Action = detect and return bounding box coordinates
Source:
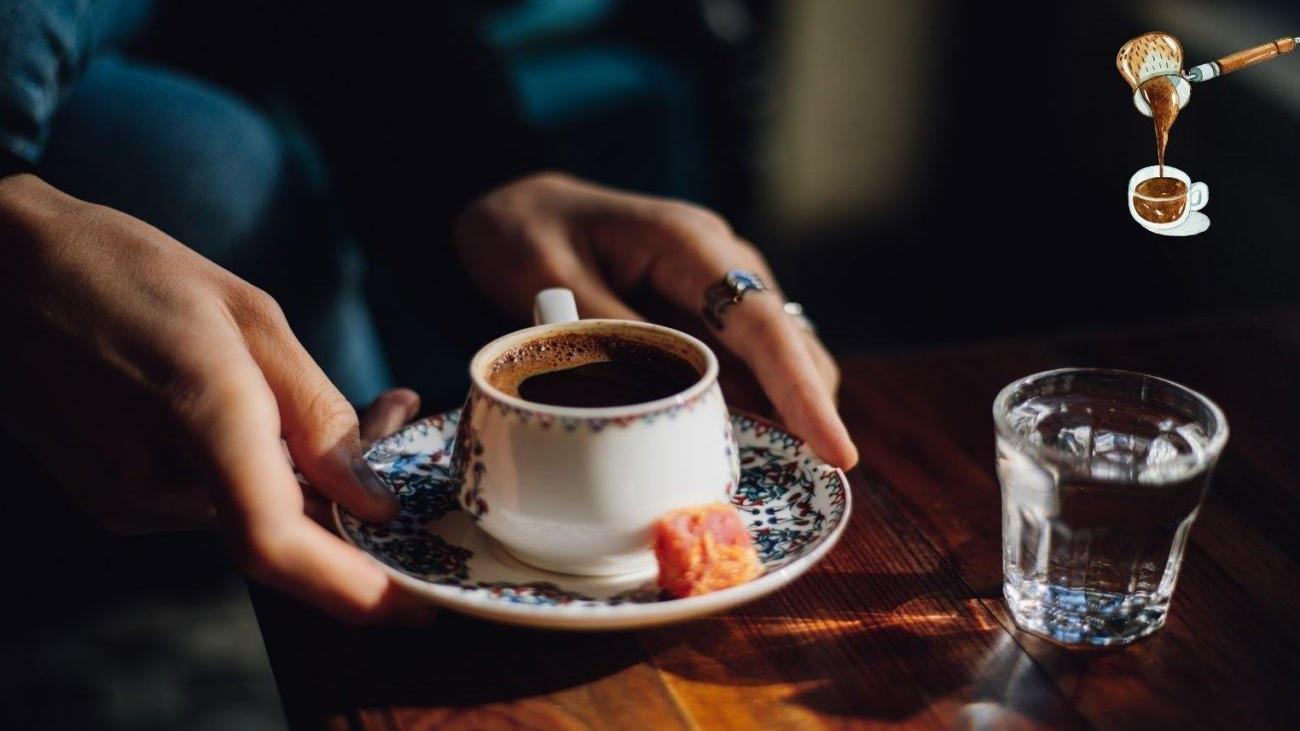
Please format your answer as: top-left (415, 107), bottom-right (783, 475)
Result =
top-left (486, 331), bottom-right (704, 398)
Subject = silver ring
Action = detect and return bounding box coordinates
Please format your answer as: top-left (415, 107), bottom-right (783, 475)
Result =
top-left (784, 301), bottom-right (816, 334)
top-left (703, 269), bottom-right (769, 330)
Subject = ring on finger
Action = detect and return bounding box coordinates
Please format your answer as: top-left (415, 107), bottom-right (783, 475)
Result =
top-left (783, 301), bottom-right (816, 335)
top-left (702, 269), bottom-right (770, 330)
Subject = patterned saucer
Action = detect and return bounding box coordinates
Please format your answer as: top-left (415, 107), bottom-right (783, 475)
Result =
top-left (334, 409), bottom-right (851, 630)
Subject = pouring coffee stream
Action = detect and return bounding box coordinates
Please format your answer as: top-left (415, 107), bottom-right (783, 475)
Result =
top-left (1139, 75), bottom-right (1180, 176)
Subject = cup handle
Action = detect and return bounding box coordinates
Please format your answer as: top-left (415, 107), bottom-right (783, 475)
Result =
top-left (533, 288), bottom-right (580, 325)
top-left (1188, 182), bottom-right (1209, 212)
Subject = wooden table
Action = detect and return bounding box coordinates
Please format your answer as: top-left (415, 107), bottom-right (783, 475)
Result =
top-left (252, 309), bottom-right (1300, 729)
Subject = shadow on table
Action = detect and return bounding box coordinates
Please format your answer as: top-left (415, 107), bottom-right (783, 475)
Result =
top-left (257, 588), bottom-right (654, 721)
top-left (258, 550), bottom-right (1074, 726)
top-left (638, 570), bottom-right (1084, 727)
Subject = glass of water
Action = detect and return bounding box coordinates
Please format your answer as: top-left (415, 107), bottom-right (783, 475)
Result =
top-left (993, 368), bottom-right (1228, 646)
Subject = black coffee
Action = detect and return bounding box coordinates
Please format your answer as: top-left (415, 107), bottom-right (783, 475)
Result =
top-left (520, 360), bottom-right (694, 407)
top-left (488, 333), bottom-right (700, 408)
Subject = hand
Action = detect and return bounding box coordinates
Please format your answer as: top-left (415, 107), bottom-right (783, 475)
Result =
top-left (0, 174), bottom-right (430, 624)
top-left (455, 173), bottom-right (858, 468)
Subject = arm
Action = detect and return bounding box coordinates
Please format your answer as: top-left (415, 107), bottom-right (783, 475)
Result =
top-left (0, 9), bottom-right (434, 622)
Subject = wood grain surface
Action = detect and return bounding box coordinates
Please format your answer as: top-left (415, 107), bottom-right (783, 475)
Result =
top-left (252, 308), bottom-right (1300, 730)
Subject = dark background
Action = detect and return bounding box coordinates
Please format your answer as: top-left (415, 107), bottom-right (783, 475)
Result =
top-left (771, 2), bottom-right (1300, 348)
top-left (368, 0), bottom-right (1300, 405)
top-left (512, 0), bottom-right (1300, 351)
top-left (3, 1), bottom-right (1298, 728)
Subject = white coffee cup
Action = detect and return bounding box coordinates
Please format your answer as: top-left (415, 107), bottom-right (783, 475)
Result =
top-left (452, 289), bottom-right (740, 576)
top-left (1127, 164), bottom-right (1208, 231)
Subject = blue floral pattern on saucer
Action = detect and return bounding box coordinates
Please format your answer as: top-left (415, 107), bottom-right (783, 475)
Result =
top-left (335, 409), bottom-right (850, 627)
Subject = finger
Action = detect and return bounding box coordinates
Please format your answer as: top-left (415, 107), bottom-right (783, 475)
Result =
top-left (360, 388), bottom-right (420, 443)
top-left (251, 518), bottom-right (420, 624)
top-left (186, 354), bottom-right (409, 623)
top-left (95, 496), bottom-right (217, 535)
top-left (804, 333), bottom-right (841, 395)
top-left (148, 488), bottom-right (219, 532)
top-left (248, 517), bottom-right (422, 624)
top-left (233, 289), bottom-right (397, 523)
top-left (729, 296), bottom-right (859, 468)
top-left (111, 470), bottom-right (219, 533)
top-left (568, 274), bottom-right (644, 321)
top-left (593, 204), bottom-right (858, 467)
top-left (303, 492), bottom-right (332, 526)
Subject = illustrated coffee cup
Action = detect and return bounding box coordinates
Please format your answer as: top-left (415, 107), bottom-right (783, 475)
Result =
top-left (451, 289), bottom-right (740, 576)
top-left (1127, 164), bottom-right (1208, 231)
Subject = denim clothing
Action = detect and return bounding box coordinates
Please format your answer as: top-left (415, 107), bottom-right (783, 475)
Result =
top-left (1, 1), bottom-right (701, 406)
top-left (35, 53), bottom-right (394, 401)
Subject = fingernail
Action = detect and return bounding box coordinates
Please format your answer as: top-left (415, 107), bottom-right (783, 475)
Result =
top-left (351, 455), bottom-right (397, 506)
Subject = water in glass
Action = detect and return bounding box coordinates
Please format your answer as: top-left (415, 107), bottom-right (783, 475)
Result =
top-left (995, 370), bottom-right (1225, 646)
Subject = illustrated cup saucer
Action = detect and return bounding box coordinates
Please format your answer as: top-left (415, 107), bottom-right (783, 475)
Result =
top-left (333, 408), bottom-right (851, 631)
top-left (1141, 211), bottom-right (1210, 237)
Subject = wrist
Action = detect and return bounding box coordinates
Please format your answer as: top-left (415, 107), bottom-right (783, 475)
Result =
top-left (0, 171), bottom-right (79, 236)
top-left (0, 174), bottom-right (87, 308)
top-left (0, 172), bottom-right (41, 241)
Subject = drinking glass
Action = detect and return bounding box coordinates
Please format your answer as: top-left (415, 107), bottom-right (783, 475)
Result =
top-left (993, 368), bottom-right (1228, 646)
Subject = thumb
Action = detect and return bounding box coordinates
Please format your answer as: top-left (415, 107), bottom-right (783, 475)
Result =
top-left (234, 292), bottom-right (398, 522)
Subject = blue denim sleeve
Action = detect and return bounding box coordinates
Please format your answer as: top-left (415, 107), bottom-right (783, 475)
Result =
top-left (0, 1), bottom-right (95, 166)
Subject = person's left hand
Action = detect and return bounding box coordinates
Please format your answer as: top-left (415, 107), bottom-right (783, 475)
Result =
top-left (455, 173), bottom-right (858, 468)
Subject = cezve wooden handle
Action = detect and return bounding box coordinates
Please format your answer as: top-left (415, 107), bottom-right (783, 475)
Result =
top-left (1185, 36), bottom-right (1299, 82)
top-left (1218, 37), bottom-right (1297, 74)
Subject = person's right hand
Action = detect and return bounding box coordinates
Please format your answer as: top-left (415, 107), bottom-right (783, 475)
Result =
top-left (455, 173), bottom-right (858, 467)
top-left (0, 173), bottom-right (425, 624)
